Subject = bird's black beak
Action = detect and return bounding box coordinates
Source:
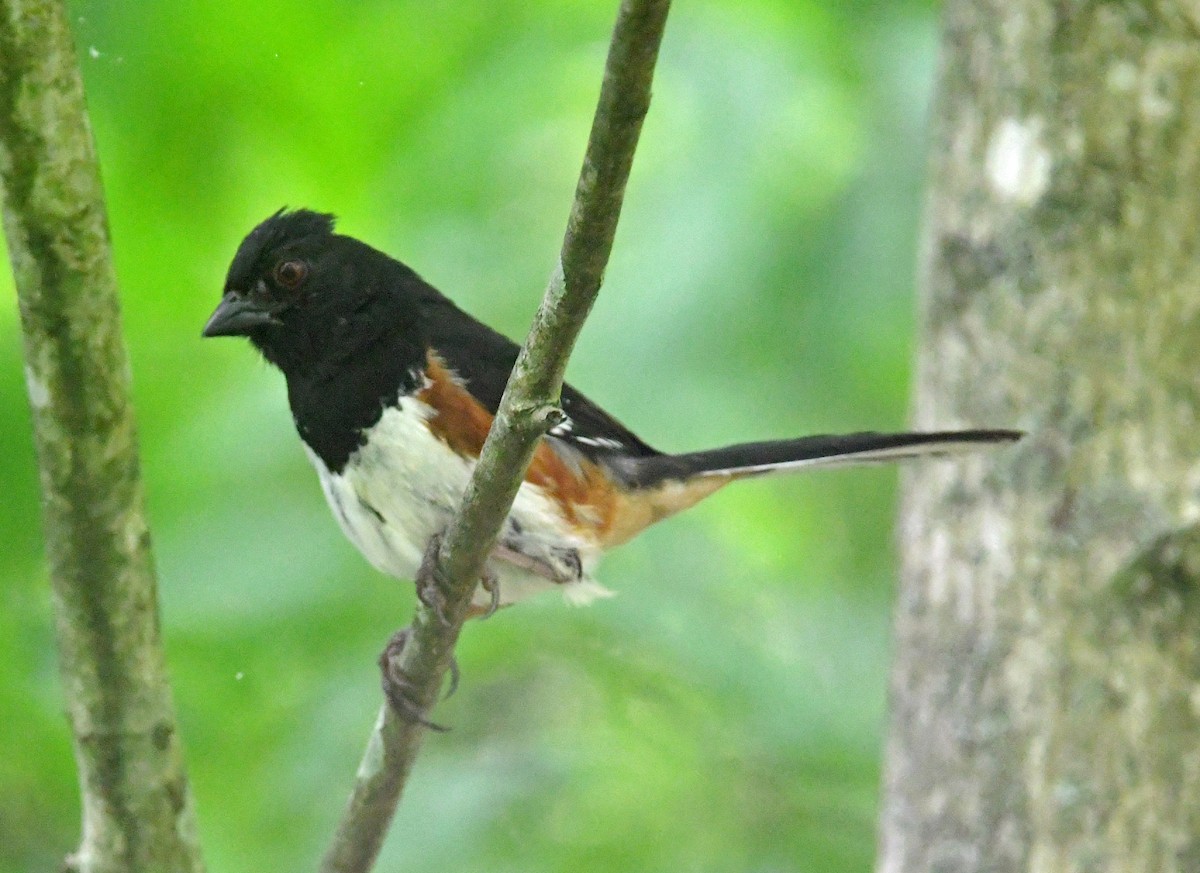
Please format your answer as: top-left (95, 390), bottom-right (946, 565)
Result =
top-left (202, 291), bottom-right (278, 338)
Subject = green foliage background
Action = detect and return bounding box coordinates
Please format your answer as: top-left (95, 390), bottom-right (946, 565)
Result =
top-left (0, 1), bottom-right (941, 870)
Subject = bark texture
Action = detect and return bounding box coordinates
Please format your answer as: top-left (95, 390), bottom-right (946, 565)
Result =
top-left (0, 2), bottom-right (203, 872)
top-left (879, 3), bottom-right (1200, 872)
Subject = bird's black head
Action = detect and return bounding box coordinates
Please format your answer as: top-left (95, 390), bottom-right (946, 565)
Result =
top-left (204, 208), bottom-right (425, 375)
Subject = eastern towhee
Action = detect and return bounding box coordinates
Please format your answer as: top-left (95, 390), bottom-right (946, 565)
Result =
top-left (203, 209), bottom-right (1019, 616)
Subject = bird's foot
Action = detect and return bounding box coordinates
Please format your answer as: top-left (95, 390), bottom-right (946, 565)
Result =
top-left (493, 541), bottom-right (582, 584)
top-left (377, 627), bottom-right (457, 732)
top-left (415, 533), bottom-right (453, 628)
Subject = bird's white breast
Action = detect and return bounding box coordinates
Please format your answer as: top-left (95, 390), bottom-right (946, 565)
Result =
top-left (303, 395), bottom-right (611, 607)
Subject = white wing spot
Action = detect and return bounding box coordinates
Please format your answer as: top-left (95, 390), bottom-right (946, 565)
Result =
top-left (573, 435), bottom-right (625, 450)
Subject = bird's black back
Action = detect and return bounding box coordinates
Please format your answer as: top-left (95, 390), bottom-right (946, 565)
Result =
top-left (223, 209), bottom-right (659, 474)
top-left (416, 289), bottom-right (660, 461)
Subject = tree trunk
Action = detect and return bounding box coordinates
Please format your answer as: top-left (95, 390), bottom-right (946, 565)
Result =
top-left (0, 2), bottom-right (203, 871)
top-left (879, 2), bottom-right (1200, 871)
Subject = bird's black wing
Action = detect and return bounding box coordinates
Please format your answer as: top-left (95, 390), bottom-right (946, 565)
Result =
top-left (418, 291), bottom-right (661, 464)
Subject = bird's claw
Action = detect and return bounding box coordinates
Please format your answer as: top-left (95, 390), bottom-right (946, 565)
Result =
top-left (415, 533), bottom-right (452, 628)
top-left (443, 655), bottom-right (461, 700)
top-left (377, 627), bottom-right (457, 732)
top-left (479, 570), bottom-right (501, 620)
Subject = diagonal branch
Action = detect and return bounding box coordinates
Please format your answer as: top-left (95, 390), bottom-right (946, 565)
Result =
top-left (317, 1), bottom-right (672, 870)
top-left (0, 2), bottom-right (204, 872)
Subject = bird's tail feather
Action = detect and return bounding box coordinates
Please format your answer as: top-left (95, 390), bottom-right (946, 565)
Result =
top-left (621, 429), bottom-right (1021, 488)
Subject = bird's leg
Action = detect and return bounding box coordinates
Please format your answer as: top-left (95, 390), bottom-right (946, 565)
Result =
top-left (415, 532), bottom-right (452, 628)
top-left (377, 627), bottom-right (454, 732)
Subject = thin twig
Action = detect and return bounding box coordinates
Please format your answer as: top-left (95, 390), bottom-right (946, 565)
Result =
top-left (317, 1), bottom-right (672, 870)
top-left (0, 2), bottom-right (204, 872)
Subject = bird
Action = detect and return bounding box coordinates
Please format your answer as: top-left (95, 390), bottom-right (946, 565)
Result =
top-left (203, 208), bottom-right (1020, 619)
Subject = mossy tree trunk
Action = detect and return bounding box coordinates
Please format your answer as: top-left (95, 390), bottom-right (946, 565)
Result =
top-left (879, 3), bottom-right (1200, 871)
top-left (0, 2), bottom-right (203, 871)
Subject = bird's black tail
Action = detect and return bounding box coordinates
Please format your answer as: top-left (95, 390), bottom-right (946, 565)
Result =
top-left (615, 429), bottom-right (1022, 489)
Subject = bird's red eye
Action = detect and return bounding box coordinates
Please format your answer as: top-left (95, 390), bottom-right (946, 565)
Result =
top-left (273, 259), bottom-right (308, 290)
